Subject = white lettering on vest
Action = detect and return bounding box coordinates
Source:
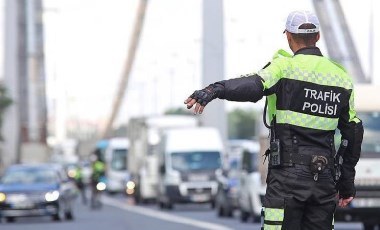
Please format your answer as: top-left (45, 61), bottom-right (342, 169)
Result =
top-left (302, 88), bottom-right (340, 116)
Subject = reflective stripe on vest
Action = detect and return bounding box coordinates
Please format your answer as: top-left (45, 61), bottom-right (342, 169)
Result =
top-left (277, 110), bottom-right (339, 131)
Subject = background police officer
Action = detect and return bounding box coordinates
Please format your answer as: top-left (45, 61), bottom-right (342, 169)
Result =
top-left (184, 10), bottom-right (363, 230)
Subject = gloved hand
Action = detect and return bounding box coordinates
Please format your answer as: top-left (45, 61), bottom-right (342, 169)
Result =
top-left (184, 85), bottom-right (219, 114)
top-left (336, 179), bottom-right (356, 199)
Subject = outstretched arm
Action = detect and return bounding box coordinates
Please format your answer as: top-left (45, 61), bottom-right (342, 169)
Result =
top-left (184, 74), bottom-right (265, 114)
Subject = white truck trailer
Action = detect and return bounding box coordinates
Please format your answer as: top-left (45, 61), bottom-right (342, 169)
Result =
top-left (127, 115), bottom-right (199, 203)
top-left (334, 84), bottom-right (380, 230)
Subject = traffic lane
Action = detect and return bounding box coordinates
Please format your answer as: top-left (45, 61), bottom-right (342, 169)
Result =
top-left (1, 196), bottom-right (204, 230)
top-left (1, 194), bottom-right (364, 230)
top-left (105, 195), bottom-right (364, 230)
top-left (147, 204), bottom-right (363, 230)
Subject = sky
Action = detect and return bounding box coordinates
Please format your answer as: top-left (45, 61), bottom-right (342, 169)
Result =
top-left (2, 0), bottom-right (380, 135)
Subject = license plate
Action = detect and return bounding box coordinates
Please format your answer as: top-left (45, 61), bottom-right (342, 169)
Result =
top-left (351, 198), bottom-right (380, 208)
top-left (11, 201), bottom-right (34, 209)
top-left (191, 194), bottom-right (209, 202)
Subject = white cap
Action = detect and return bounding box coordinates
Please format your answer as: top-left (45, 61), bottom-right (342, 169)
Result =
top-left (285, 10), bottom-right (320, 34)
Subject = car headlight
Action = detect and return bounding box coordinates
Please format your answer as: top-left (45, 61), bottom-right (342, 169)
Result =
top-left (0, 192), bottom-right (6, 202)
top-left (125, 181), bottom-right (135, 195)
top-left (96, 182), bottom-right (106, 191)
top-left (126, 181), bottom-right (135, 190)
top-left (45, 191), bottom-right (60, 202)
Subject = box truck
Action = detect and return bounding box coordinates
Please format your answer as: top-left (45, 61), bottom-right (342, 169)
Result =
top-left (127, 115), bottom-right (199, 203)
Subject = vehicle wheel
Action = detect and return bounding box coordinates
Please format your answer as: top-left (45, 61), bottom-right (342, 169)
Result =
top-left (134, 190), bottom-right (141, 204)
top-left (240, 210), bottom-right (250, 222)
top-left (217, 204), bottom-right (224, 217)
top-left (363, 223), bottom-right (376, 230)
top-left (166, 202), bottom-right (173, 210)
top-left (226, 207), bottom-right (233, 218)
top-left (6, 217), bottom-right (15, 223)
top-left (65, 210), bottom-right (74, 220)
top-left (252, 214), bottom-right (261, 223)
top-left (210, 200), bottom-right (216, 209)
top-left (158, 201), bottom-right (164, 209)
top-left (53, 203), bottom-right (65, 221)
top-left (249, 196), bottom-right (260, 223)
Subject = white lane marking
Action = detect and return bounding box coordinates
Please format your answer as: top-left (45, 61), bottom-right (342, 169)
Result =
top-left (102, 196), bottom-right (234, 230)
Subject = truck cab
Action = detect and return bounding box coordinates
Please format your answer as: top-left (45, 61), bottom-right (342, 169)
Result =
top-left (157, 127), bottom-right (224, 209)
top-left (104, 137), bottom-right (129, 194)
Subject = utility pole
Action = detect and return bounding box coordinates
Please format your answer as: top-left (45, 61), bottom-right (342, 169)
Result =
top-left (101, 0), bottom-right (148, 139)
top-left (201, 0), bottom-right (228, 143)
top-left (312, 0), bottom-right (368, 83)
top-left (2, 0), bottom-right (48, 167)
top-left (2, 0), bottom-right (22, 166)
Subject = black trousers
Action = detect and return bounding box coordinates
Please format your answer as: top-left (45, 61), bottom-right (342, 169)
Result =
top-left (263, 164), bottom-right (337, 230)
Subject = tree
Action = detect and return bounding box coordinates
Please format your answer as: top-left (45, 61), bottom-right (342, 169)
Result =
top-left (0, 84), bottom-right (12, 140)
top-left (164, 107), bottom-right (192, 115)
top-left (228, 108), bottom-right (258, 139)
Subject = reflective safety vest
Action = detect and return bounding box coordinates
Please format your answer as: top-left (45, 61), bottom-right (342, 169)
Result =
top-left (92, 161), bottom-right (105, 180)
top-left (257, 48), bottom-right (360, 165)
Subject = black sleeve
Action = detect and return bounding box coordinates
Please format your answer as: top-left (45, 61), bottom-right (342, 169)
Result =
top-left (338, 114), bottom-right (364, 182)
top-left (336, 93), bottom-right (364, 198)
top-left (209, 74), bottom-right (265, 103)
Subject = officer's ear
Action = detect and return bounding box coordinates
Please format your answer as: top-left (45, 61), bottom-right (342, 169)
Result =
top-left (286, 31), bottom-right (294, 51)
top-left (285, 31), bottom-right (292, 43)
top-left (315, 32), bottom-right (320, 43)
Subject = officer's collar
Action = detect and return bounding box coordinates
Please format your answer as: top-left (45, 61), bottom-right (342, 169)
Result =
top-left (294, 47), bottom-right (323, 56)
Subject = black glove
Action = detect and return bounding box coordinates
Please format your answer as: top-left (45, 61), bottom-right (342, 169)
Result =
top-left (188, 86), bottom-right (218, 107)
top-left (336, 179), bottom-right (356, 199)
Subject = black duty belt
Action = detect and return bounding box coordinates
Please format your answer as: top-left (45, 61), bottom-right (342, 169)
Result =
top-left (282, 152), bottom-right (334, 169)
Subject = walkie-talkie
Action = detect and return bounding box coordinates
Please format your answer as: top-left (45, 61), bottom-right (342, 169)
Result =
top-left (270, 139), bottom-right (281, 166)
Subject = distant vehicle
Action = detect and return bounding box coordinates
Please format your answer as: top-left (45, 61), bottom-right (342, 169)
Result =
top-left (80, 160), bottom-right (92, 185)
top-left (104, 137), bottom-right (129, 194)
top-left (64, 162), bottom-right (80, 181)
top-left (215, 162), bottom-right (240, 217)
top-left (127, 115), bottom-right (199, 203)
top-left (95, 139), bottom-right (109, 163)
top-left (90, 174), bottom-right (107, 209)
top-left (157, 127), bottom-right (224, 209)
top-left (0, 163), bottom-right (77, 222)
top-left (334, 84), bottom-right (380, 230)
top-left (230, 139), bottom-right (265, 223)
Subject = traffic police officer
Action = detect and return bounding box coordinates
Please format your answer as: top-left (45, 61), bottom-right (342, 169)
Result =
top-left (184, 10), bottom-right (363, 230)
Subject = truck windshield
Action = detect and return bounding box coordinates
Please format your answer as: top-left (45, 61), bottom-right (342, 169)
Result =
top-left (171, 151), bottom-right (221, 172)
top-left (111, 149), bottom-right (128, 171)
top-left (359, 112), bottom-right (380, 156)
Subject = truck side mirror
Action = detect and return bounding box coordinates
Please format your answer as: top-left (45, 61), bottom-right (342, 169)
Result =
top-left (159, 165), bottom-right (165, 174)
top-left (241, 150), bottom-right (253, 173)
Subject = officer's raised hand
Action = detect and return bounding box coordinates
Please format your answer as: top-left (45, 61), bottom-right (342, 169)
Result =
top-left (184, 86), bottom-right (218, 114)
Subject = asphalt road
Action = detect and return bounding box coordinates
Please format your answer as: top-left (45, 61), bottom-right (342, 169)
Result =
top-left (0, 192), bottom-right (365, 230)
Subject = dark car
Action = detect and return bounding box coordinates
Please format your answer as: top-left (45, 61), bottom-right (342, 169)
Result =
top-left (0, 163), bottom-right (78, 223)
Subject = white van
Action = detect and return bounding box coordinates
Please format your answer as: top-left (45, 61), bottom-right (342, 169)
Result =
top-left (231, 139), bottom-right (265, 223)
top-left (104, 137), bottom-right (129, 194)
top-left (157, 127), bottom-right (224, 209)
